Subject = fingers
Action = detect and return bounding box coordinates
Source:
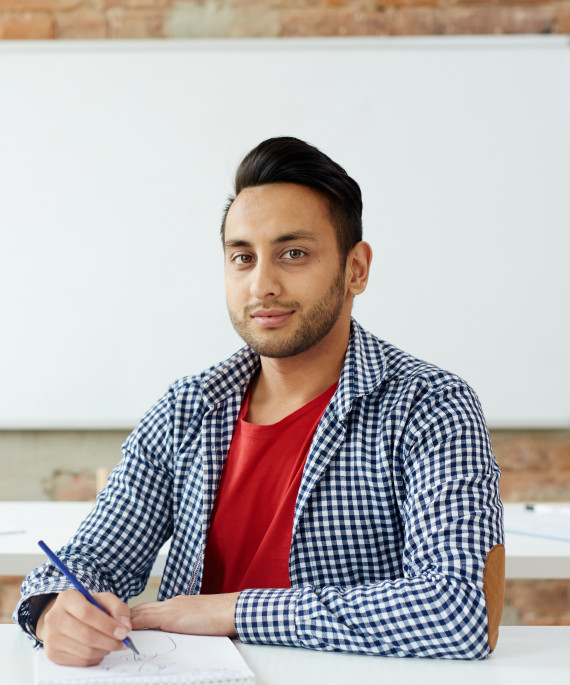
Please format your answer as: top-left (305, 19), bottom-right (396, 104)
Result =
top-left (37, 590), bottom-right (132, 667)
top-left (130, 594), bottom-right (238, 636)
top-left (130, 601), bottom-right (163, 631)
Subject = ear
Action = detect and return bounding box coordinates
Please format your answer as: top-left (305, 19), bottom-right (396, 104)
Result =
top-left (346, 241), bottom-right (372, 296)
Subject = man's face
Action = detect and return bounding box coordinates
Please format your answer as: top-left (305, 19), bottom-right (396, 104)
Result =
top-left (224, 183), bottom-right (350, 359)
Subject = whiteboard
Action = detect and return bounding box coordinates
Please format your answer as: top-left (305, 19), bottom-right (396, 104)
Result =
top-left (0, 37), bottom-right (568, 429)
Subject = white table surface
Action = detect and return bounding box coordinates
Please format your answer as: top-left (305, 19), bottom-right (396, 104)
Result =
top-left (1, 501), bottom-right (569, 578)
top-left (2, 625), bottom-right (569, 685)
top-left (0, 502), bottom-right (168, 577)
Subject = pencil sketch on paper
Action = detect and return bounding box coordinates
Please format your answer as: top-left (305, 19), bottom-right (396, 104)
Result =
top-left (98, 632), bottom-right (182, 676)
top-left (37, 632), bottom-right (254, 684)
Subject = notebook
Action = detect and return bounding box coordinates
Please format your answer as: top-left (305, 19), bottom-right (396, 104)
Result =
top-left (35, 631), bottom-right (255, 684)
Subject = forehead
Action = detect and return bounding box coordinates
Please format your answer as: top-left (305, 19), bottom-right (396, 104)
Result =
top-left (224, 183), bottom-right (336, 244)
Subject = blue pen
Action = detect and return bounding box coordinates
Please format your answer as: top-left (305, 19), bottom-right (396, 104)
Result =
top-left (38, 540), bottom-right (139, 656)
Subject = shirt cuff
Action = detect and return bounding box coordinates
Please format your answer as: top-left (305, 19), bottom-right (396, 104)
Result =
top-left (235, 587), bottom-right (303, 647)
top-left (14, 564), bottom-right (112, 645)
top-left (14, 579), bottom-right (76, 646)
top-left (28, 593), bottom-right (58, 631)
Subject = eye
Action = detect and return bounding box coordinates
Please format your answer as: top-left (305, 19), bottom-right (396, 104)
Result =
top-left (282, 249), bottom-right (306, 260)
top-left (232, 253), bottom-right (254, 265)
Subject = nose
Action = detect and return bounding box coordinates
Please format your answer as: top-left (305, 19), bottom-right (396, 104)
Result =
top-left (249, 258), bottom-right (281, 300)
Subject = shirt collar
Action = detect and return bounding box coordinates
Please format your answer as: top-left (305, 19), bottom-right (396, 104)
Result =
top-left (332, 319), bottom-right (387, 421)
top-left (201, 345), bottom-right (260, 408)
top-left (201, 319), bottom-right (387, 418)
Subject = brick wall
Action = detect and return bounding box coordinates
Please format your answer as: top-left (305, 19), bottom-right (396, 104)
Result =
top-left (1, 429), bottom-right (569, 624)
top-left (493, 430), bottom-right (570, 503)
top-left (492, 430), bottom-right (570, 627)
top-left (1, 0), bottom-right (569, 40)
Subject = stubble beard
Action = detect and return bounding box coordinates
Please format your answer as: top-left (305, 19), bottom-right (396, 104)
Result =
top-left (228, 269), bottom-right (347, 359)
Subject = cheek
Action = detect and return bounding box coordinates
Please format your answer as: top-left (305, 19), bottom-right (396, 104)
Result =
top-left (225, 273), bottom-right (247, 307)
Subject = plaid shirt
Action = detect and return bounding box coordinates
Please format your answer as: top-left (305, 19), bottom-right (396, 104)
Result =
top-left (16, 320), bottom-right (503, 659)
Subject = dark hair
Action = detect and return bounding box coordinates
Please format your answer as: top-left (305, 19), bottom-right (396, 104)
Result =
top-left (221, 137), bottom-right (363, 263)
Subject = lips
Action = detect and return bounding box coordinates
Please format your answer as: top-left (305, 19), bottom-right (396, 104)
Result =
top-left (250, 309), bottom-right (294, 327)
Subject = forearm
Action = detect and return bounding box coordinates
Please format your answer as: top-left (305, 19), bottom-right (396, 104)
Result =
top-left (14, 464), bottom-right (172, 640)
top-left (235, 573), bottom-right (494, 659)
top-left (130, 593), bottom-right (240, 637)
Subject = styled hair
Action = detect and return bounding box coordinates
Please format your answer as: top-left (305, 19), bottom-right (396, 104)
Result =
top-left (221, 137), bottom-right (363, 263)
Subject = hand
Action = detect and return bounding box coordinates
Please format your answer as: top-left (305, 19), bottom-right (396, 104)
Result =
top-left (36, 590), bottom-right (132, 667)
top-left (130, 592), bottom-right (239, 637)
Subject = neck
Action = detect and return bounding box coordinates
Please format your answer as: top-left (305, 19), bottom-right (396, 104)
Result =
top-left (247, 310), bottom-right (351, 424)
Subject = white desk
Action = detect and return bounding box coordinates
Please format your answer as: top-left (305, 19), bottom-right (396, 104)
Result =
top-left (2, 625), bottom-right (569, 685)
top-left (0, 502), bottom-right (168, 577)
top-left (1, 501), bottom-right (569, 579)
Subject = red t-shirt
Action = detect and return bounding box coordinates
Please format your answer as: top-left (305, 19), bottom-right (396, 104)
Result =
top-left (200, 382), bottom-right (337, 594)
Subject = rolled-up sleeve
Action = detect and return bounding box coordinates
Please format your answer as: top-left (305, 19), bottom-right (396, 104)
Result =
top-left (14, 384), bottom-right (177, 642)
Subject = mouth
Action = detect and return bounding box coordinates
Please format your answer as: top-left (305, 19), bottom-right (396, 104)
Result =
top-left (250, 309), bottom-right (294, 327)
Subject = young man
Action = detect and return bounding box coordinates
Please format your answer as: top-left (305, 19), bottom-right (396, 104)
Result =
top-left (15, 137), bottom-right (504, 663)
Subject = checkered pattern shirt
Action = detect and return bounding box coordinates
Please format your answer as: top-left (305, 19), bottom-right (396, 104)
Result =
top-left (15, 320), bottom-right (503, 659)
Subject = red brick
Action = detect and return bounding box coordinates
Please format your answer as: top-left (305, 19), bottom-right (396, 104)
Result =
top-left (492, 431), bottom-right (570, 472)
top-left (0, 0), bottom-right (81, 11)
top-left (230, 0), bottom-right (343, 8)
top-left (525, 616), bottom-right (570, 625)
top-left (227, 12), bottom-right (282, 37)
top-left (450, 0), bottom-right (551, 5)
top-left (107, 7), bottom-right (164, 37)
top-left (104, 0), bottom-right (172, 9)
top-left (42, 469), bottom-right (96, 501)
top-left (441, 6), bottom-right (556, 33)
top-left (232, 0), bottom-right (323, 7)
top-left (391, 7), bottom-right (444, 34)
top-left (0, 576), bottom-right (24, 624)
top-left (499, 472), bottom-right (570, 502)
top-left (55, 10), bottom-right (107, 38)
top-left (441, 7), bottom-right (505, 33)
top-left (385, 0), bottom-right (438, 7)
top-left (0, 11), bottom-right (54, 37)
top-left (549, 442), bottom-right (570, 471)
top-left (505, 579), bottom-right (570, 626)
top-left (321, 0), bottom-right (382, 7)
top-left (500, 5), bottom-right (557, 31)
top-left (555, 1), bottom-right (570, 32)
top-left (279, 8), bottom-right (390, 36)
top-left (493, 436), bottom-right (548, 472)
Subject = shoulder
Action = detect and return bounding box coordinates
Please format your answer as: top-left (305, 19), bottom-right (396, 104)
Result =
top-left (352, 319), bottom-right (470, 393)
top-left (381, 339), bottom-right (466, 392)
top-left (351, 321), bottom-right (485, 424)
top-left (351, 324), bottom-right (492, 467)
top-left (126, 346), bottom-right (259, 453)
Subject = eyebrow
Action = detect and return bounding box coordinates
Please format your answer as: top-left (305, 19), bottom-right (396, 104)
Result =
top-left (224, 231), bottom-right (318, 250)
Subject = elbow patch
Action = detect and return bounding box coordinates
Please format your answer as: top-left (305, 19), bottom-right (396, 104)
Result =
top-left (483, 544), bottom-right (505, 651)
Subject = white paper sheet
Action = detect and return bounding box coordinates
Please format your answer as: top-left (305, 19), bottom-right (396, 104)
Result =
top-left (35, 631), bottom-right (254, 684)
